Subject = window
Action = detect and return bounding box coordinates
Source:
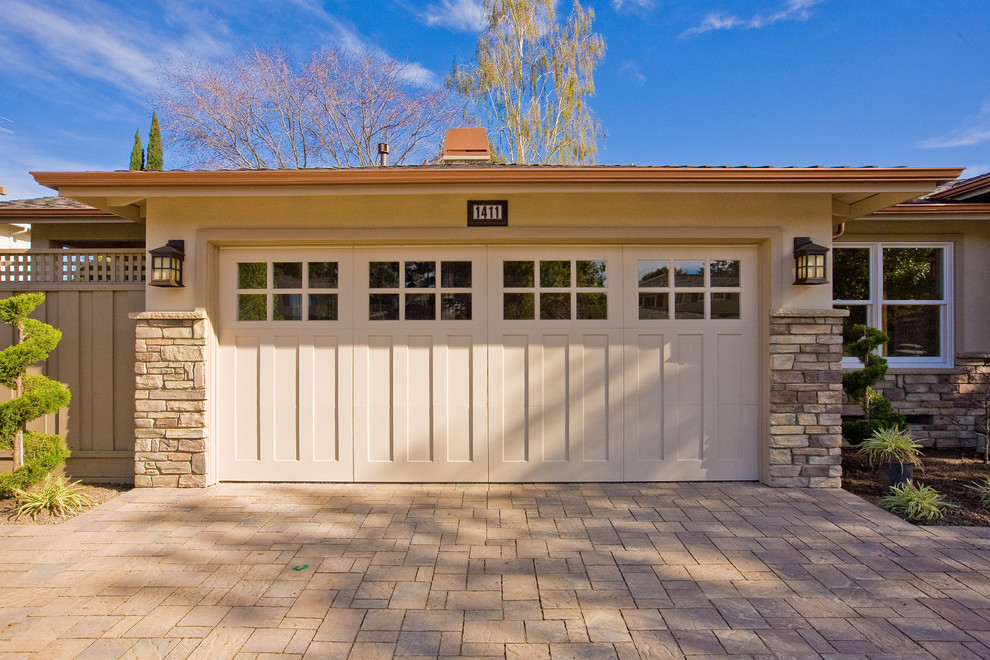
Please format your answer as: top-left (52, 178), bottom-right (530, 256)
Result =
top-left (236, 261), bottom-right (339, 322)
top-left (636, 258), bottom-right (741, 320)
top-left (502, 259), bottom-right (608, 320)
top-left (369, 260), bottom-right (472, 321)
top-left (833, 243), bottom-right (952, 367)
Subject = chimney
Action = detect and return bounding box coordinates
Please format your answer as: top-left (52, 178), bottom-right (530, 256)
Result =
top-left (377, 142), bottom-right (389, 167)
top-left (440, 128), bottom-right (490, 163)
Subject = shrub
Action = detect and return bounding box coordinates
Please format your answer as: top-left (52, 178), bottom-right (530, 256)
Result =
top-left (841, 324), bottom-right (906, 443)
top-left (964, 476), bottom-right (990, 509)
top-left (878, 480), bottom-right (957, 521)
top-left (0, 431), bottom-right (71, 499)
top-left (858, 426), bottom-right (923, 469)
top-left (13, 474), bottom-right (94, 520)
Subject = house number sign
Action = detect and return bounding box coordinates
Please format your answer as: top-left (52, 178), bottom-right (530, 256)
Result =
top-left (467, 200), bottom-right (508, 226)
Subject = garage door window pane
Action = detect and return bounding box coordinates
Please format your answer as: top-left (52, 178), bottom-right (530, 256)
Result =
top-left (406, 261), bottom-right (436, 288)
top-left (406, 293), bottom-right (436, 320)
top-left (540, 261), bottom-right (571, 287)
top-left (238, 294), bottom-right (266, 320)
top-left (674, 261), bottom-right (705, 287)
top-left (273, 294), bottom-right (302, 320)
top-left (504, 293), bottom-right (534, 320)
top-left (540, 292), bottom-right (570, 319)
top-left (442, 293), bottom-right (472, 320)
top-left (370, 262), bottom-right (400, 288)
top-left (883, 247), bottom-right (943, 300)
top-left (710, 292), bottom-right (740, 319)
top-left (309, 262), bottom-right (338, 288)
top-left (576, 261), bottom-right (607, 287)
top-left (833, 248), bottom-right (870, 301)
top-left (273, 262), bottom-right (302, 289)
top-left (675, 292), bottom-right (705, 319)
top-left (238, 262), bottom-right (267, 289)
top-left (639, 293), bottom-right (669, 319)
top-left (309, 294), bottom-right (338, 321)
top-left (442, 262), bottom-right (472, 288)
top-left (638, 261), bottom-right (669, 288)
top-left (710, 260), bottom-right (740, 287)
top-left (577, 293), bottom-right (607, 320)
top-left (370, 294), bottom-right (400, 320)
top-left (504, 261), bottom-right (534, 287)
top-left (884, 305), bottom-right (940, 357)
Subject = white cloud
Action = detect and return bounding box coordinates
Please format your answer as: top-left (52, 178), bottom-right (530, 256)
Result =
top-left (917, 104), bottom-right (990, 149)
top-left (680, 0), bottom-right (825, 38)
top-left (620, 60), bottom-right (647, 84)
top-left (962, 165), bottom-right (990, 178)
top-left (420, 0), bottom-right (487, 32)
top-left (0, 137), bottom-right (118, 201)
top-left (613, 0), bottom-right (656, 12)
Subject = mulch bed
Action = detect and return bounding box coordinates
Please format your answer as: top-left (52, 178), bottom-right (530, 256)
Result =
top-left (842, 446), bottom-right (990, 526)
top-left (0, 483), bottom-right (131, 526)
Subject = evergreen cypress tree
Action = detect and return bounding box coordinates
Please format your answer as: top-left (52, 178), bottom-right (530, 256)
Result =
top-left (129, 129), bottom-right (144, 170)
top-left (147, 112), bottom-right (163, 170)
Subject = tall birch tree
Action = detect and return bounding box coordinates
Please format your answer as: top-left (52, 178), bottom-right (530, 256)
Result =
top-left (449, 0), bottom-right (605, 165)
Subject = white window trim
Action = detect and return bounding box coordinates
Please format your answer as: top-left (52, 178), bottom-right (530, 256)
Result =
top-left (834, 241), bottom-right (954, 369)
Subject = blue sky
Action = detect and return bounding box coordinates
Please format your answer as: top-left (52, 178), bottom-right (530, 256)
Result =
top-left (2, 0), bottom-right (989, 200)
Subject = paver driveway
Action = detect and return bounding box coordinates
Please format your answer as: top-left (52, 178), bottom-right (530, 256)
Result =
top-left (2, 482), bottom-right (990, 658)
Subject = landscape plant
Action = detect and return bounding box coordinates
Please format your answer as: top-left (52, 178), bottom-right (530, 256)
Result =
top-left (965, 476), bottom-right (990, 509)
top-left (842, 323), bottom-right (907, 442)
top-left (858, 426), bottom-right (923, 468)
top-left (0, 293), bottom-right (72, 498)
top-left (878, 480), bottom-right (958, 521)
top-left (13, 474), bottom-right (94, 520)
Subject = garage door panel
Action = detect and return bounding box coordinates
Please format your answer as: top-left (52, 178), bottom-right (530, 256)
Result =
top-left (232, 336), bottom-right (260, 462)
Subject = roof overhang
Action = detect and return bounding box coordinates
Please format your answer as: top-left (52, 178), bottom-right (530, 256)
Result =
top-left (32, 167), bottom-right (964, 224)
top-left (859, 202), bottom-right (990, 222)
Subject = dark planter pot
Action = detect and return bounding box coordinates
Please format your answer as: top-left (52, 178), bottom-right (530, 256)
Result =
top-left (883, 461), bottom-right (913, 490)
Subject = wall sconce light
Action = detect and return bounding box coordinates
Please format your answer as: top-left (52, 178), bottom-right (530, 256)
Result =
top-left (793, 236), bottom-right (829, 285)
top-left (149, 240), bottom-right (185, 287)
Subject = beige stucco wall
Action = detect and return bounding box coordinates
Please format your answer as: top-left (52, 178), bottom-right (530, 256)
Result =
top-left (140, 190), bottom-right (837, 314)
top-left (838, 218), bottom-right (990, 355)
top-left (30, 222), bottom-right (146, 248)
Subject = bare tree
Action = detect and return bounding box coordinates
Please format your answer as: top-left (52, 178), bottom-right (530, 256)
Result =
top-left (157, 46), bottom-right (463, 169)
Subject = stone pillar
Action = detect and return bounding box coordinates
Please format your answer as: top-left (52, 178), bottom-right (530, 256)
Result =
top-left (131, 311), bottom-right (209, 487)
top-left (768, 309), bottom-right (847, 487)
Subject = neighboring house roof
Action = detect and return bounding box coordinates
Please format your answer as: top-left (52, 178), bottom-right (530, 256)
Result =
top-left (864, 171), bottom-right (990, 220)
top-left (0, 196), bottom-right (127, 223)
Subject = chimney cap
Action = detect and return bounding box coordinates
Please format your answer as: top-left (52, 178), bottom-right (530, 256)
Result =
top-left (441, 128), bottom-right (490, 162)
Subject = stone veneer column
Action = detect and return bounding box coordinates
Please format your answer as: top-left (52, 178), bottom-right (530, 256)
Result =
top-left (768, 309), bottom-right (848, 487)
top-left (131, 311), bottom-right (209, 487)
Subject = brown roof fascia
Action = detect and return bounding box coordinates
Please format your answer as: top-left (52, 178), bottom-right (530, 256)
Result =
top-left (870, 202), bottom-right (990, 217)
top-left (927, 172), bottom-right (990, 200)
top-left (32, 166), bottom-right (966, 190)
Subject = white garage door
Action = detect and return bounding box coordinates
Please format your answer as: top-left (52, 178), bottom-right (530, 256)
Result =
top-left (217, 245), bottom-right (759, 482)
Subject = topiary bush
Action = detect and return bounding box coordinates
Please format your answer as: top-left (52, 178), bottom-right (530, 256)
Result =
top-left (0, 293), bottom-right (72, 498)
top-left (841, 323), bottom-right (906, 443)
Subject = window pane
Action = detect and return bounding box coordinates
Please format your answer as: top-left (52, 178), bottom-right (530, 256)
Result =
top-left (309, 294), bottom-right (338, 320)
top-left (576, 260), bottom-right (607, 287)
top-left (639, 292), bottom-right (669, 319)
top-left (405, 261), bottom-right (436, 288)
top-left (370, 262), bottom-right (400, 289)
top-left (675, 292), bottom-right (705, 319)
top-left (540, 261), bottom-right (571, 288)
top-left (405, 293), bottom-right (436, 320)
top-left (503, 293), bottom-right (534, 320)
top-left (833, 248), bottom-right (870, 300)
top-left (709, 260), bottom-right (740, 287)
top-left (540, 292), bottom-right (571, 319)
top-left (238, 262), bottom-right (266, 289)
top-left (504, 261), bottom-right (534, 287)
top-left (309, 262), bottom-right (338, 288)
top-left (638, 261), bottom-right (669, 288)
top-left (674, 261), bottom-right (705, 287)
top-left (883, 248), bottom-right (942, 301)
top-left (238, 294), bottom-right (266, 320)
top-left (576, 293), bottom-right (607, 319)
top-left (442, 293), bottom-right (472, 320)
top-left (441, 261), bottom-right (472, 288)
top-left (836, 304), bottom-right (869, 356)
top-left (710, 292), bottom-right (740, 319)
top-left (273, 262), bottom-right (302, 289)
top-left (884, 305), bottom-right (940, 357)
top-left (369, 293), bottom-right (400, 320)
top-left (273, 294), bottom-right (302, 320)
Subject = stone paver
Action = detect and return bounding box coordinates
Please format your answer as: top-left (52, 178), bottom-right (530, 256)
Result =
top-left (3, 482), bottom-right (990, 658)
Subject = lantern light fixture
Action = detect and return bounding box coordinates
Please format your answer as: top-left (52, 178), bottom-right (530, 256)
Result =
top-left (793, 236), bottom-right (829, 285)
top-left (148, 240), bottom-right (185, 287)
